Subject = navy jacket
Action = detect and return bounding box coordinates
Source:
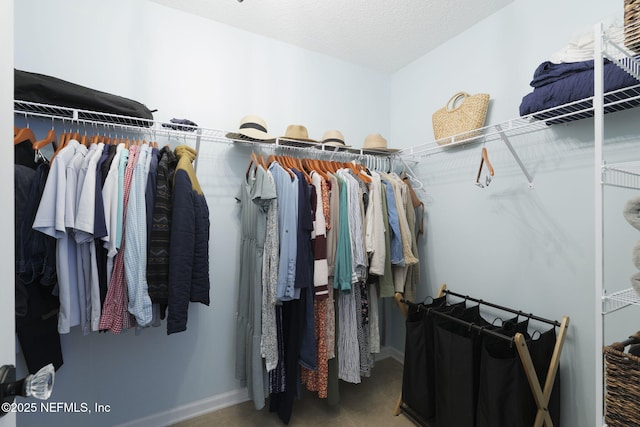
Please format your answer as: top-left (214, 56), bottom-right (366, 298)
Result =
top-left (167, 146), bottom-right (210, 334)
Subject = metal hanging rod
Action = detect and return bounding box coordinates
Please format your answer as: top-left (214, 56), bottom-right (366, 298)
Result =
top-left (442, 289), bottom-right (561, 327)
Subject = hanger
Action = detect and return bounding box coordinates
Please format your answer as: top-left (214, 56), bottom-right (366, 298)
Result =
top-left (344, 160), bottom-right (371, 183)
top-left (279, 155), bottom-right (296, 179)
top-left (30, 121), bottom-right (56, 164)
top-left (293, 156), bottom-right (311, 183)
top-left (245, 151), bottom-right (265, 179)
top-left (32, 129), bottom-right (57, 151)
top-left (80, 131), bottom-right (89, 147)
top-left (475, 146), bottom-right (494, 188)
top-left (246, 153), bottom-right (256, 179)
top-left (14, 126), bottom-right (36, 145)
top-left (266, 153), bottom-right (277, 168)
top-left (49, 131), bottom-right (69, 163)
top-left (304, 157), bottom-right (329, 182)
top-left (326, 159), bottom-right (339, 174)
top-left (267, 153), bottom-right (294, 179)
top-left (355, 161), bottom-right (372, 183)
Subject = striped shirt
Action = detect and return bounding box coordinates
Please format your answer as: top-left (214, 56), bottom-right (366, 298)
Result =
top-left (99, 145), bottom-right (139, 333)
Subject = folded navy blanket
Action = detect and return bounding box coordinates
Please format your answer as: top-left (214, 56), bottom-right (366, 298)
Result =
top-left (529, 60), bottom-right (595, 88)
top-left (520, 59), bottom-right (639, 117)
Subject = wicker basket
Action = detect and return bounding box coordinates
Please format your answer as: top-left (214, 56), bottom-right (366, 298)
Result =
top-left (625, 0), bottom-right (640, 53)
top-left (604, 344), bottom-right (640, 427)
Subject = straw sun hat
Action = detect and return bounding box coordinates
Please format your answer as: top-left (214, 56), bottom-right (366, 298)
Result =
top-left (226, 115), bottom-right (274, 141)
top-left (362, 133), bottom-right (399, 153)
top-left (320, 130), bottom-right (351, 148)
top-left (281, 124), bottom-right (317, 143)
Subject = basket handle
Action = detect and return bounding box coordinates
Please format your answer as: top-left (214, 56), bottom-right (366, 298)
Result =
top-left (610, 331), bottom-right (640, 351)
top-left (446, 92), bottom-right (470, 111)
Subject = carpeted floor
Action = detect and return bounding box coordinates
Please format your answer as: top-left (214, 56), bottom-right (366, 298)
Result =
top-left (171, 357), bottom-right (415, 427)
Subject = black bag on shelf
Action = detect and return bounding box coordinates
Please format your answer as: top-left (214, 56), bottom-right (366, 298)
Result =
top-left (14, 69), bottom-right (155, 126)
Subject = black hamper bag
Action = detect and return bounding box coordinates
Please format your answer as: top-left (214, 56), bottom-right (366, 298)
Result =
top-left (15, 69), bottom-right (154, 126)
top-left (401, 296), bottom-right (446, 423)
top-left (475, 319), bottom-right (532, 427)
top-left (434, 304), bottom-right (494, 427)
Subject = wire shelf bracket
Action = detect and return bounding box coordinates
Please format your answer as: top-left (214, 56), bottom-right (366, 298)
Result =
top-left (496, 124), bottom-right (534, 189)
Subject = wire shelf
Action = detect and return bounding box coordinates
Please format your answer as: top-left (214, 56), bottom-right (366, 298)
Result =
top-left (13, 100), bottom-right (393, 161)
top-left (397, 85), bottom-right (640, 159)
top-left (398, 27), bottom-right (640, 161)
top-left (603, 288), bottom-right (640, 314)
top-left (602, 161), bottom-right (640, 189)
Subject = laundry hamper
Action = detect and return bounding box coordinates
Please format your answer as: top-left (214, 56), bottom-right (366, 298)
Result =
top-left (603, 342), bottom-right (640, 427)
top-left (625, 0), bottom-right (640, 53)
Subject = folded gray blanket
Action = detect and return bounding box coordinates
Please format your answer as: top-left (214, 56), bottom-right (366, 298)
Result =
top-left (623, 197), bottom-right (640, 231)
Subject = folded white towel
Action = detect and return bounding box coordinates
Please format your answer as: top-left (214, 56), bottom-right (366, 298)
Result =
top-left (550, 16), bottom-right (632, 64)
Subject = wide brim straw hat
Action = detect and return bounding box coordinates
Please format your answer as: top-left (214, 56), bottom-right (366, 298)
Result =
top-left (362, 133), bottom-right (399, 153)
top-left (320, 129), bottom-right (351, 148)
top-left (226, 115), bottom-right (275, 142)
top-left (280, 124), bottom-right (317, 143)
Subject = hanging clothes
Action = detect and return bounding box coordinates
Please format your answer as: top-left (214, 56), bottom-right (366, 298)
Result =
top-left (365, 170), bottom-right (385, 276)
top-left (231, 152), bottom-right (422, 421)
top-left (74, 142), bottom-right (108, 334)
top-left (15, 162), bottom-right (63, 374)
top-left (261, 175), bottom-right (280, 373)
top-left (99, 144), bottom-right (139, 334)
top-left (300, 171), bottom-right (330, 398)
top-left (292, 169), bottom-right (316, 372)
top-left (146, 146), bottom-right (178, 316)
top-left (376, 180), bottom-right (394, 298)
top-left (166, 146), bottom-right (210, 334)
top-left (235, 162), bottom-right (276, 410)
top-left (270, 161), bottom-right (300, 301)
top-left (124, 143), bottom-right (153, 327)
top-left (33, 139), bottom-right (86, 334)
top-left (93, 144), bottom-right (112, 318)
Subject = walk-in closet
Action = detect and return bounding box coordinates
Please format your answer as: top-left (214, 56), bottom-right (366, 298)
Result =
top-left (2, 1), bottom-right (640, 427)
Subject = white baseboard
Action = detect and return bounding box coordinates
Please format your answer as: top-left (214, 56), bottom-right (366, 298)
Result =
top-left (115, 388), bottom-right (249, 427)
top-left (118, 347), bottom-right (405, 427)
top-left (376, 345), bottom-right (404, 364)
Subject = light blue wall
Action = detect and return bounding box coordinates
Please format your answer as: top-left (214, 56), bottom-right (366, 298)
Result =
top-left (13, 1), bottom-right (389, 426)
top-left (13, 0), bottom-right (640, 426)
top-left (390, 1), bottom-right (638, 426)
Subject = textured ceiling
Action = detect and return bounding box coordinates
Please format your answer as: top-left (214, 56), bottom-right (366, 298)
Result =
top-left (148, 0), bottom-right (513, 73)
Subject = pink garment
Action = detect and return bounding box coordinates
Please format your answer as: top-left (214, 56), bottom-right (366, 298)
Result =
top-left (99, 145), bottom-right (139, 333)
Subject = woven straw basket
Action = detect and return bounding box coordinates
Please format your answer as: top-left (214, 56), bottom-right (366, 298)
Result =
top-left (432, 92), bottom-right (490, 145)
top-left (603, 344), bottom-right (640, 426)
top-left (626, 0), bottom-right (640, 53)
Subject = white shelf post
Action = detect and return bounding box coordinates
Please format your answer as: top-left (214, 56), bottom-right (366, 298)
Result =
top-left (594, 21), bottom-right (605, 427)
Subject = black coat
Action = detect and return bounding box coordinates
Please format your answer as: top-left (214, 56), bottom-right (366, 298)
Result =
top-left (167, 158), bottom-right (210, 334)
